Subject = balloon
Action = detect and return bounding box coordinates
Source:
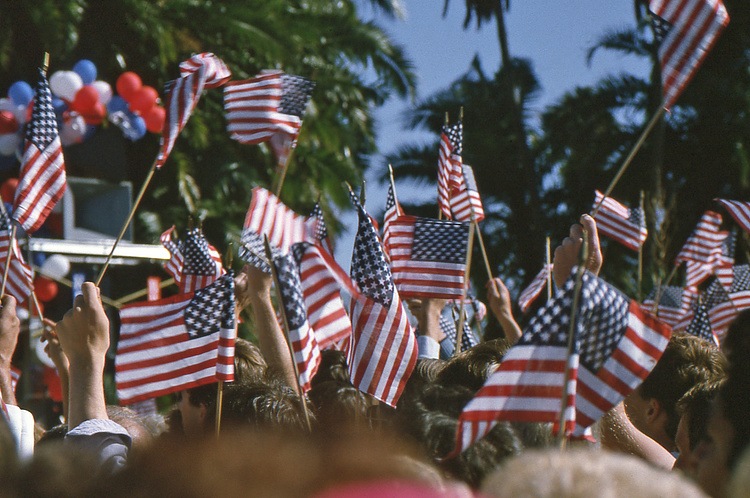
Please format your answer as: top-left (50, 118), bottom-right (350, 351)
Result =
top-left (52, 97), bottom-right (67, 116)
top-left (82, 101), bottom-right (106, 125)
top-left (0, 134), bottom-right (19, 157)
top-left (8, 81), bottom-right (33, 107)
top-left (128, 85), bottom-right (158, 115)
top-left (91, 80), bottom-right (112, 104)
top-left (71, 85), bottom-right (100, 114)
top-left (72, 59), bottom-right (97, 85)
top-left (14, 103), bottom-right (30, 126)
top-left (107, 95), bottom-right (128, 114)
top-left (49, 70), bottom-right (83, 102)
top-left (34, 276), bottom-right (58, 302)
top-left (34, 333), bottom-right (56, 369)
top-left (143, 105), bottom-right (166, 133)
top-left (0, 177), bottom-right (18, 202)
top-left (0, 111), bottom-right (18, 134)
top-left (116, 71), bottom-right (142, 101)
top-left (59, 113), bottom-right (87, 146)
top-left (40, 254), bottom-right (71, 280)
top-left (128, 114), bottom-right (147, 141)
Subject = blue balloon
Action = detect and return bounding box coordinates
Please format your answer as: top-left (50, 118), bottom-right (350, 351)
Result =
top-left (72, 59), bottom-right (97, 85)
top-left (107, 95), bottom-right (128, 114)
top-left (32, 252), bottom-right (47, 268)
top-left (129, 115), bottom-right (147, 141)
top-left (52, 97), bottom-right (67, 115)
top-left (8, 81), bottom-right (33, 107)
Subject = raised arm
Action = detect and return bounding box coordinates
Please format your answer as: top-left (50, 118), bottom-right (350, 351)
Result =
top-left (486, 278), bottom-right (522, 343)
top-left (42, 318), bottom-right (70, 421)
top-left (0, 296), bottom-right (20, 406)
top-left (552, 214), bottom-right (603, 287)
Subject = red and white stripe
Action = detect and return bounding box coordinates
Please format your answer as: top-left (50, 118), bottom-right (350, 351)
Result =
top-left (437, 131), bottom-right (457, 219)
top-left (518, 264), bottom-right (553, 313)
top-left (650, 0), bottom-right (729, 109)
top-left (676, 211), bottom-right (726, 263)
top-left (14, 140), bottom-right (65, 235)
top-left (450, 165), bottom-right (485, 223)
top-left (0, 229), bottom-right (33, 304)
top-left (716, 199), bottom-right (750, 234)
top-left (244, 187), bottom-right (309, 253)
top-left (160, 226), bottom-right (183, 283)
top-left (593, 191), bottom-right (647, 251)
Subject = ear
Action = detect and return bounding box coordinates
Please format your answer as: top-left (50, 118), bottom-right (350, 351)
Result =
top-left (645, 398), bottom-right (664, 423)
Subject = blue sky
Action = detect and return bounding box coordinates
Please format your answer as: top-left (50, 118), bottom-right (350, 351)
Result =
top-left (335, 1), bottom-right (651, 269)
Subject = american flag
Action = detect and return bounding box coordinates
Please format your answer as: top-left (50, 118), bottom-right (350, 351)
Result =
top-left (676, 211), bottom-right (729, 287)
top-left (159, 226), bottom-right (224, 292)
top-left (387, 215), bottom-right (469, 300)
top-left (0, 213), bottom-right (33, 304)
top-left (643, 286), bottom-right (687, 326)
top-left (224, 71), bottom-right (314, 165)
top-left (648, 0), bottom-right (729, 109)
top-left (703, 279), bottom-right (737, 334)
top-left (382, 183), bottom-right (403, 257)
top-left (451, 270), bottom-right (671, 455)
top-left (437, 122), bottom-right (463, 219)
top-left (156, 53), bottom-right (231, 168)
top-left (306, 202), bottom-right (332, 254)
top-left (518, 264), bottom-right (553, 313)
top-left (592, 191), bottom-right (648, 251)
top-left (273, 249), bottom-right (322, 392)
top-left (238, 187), bottom-right (309, 273)
top-left (714, 229), bottom-right (736, 290)
top-left (439, 303), bottom-right (479, 354)
top-left (115, 273), bottom-right (237, 405)
top-left (716, 199), bottom-right (750, 234)
top-left (726, 264), bottom-right (750, 339)
top-left (450, 164), bottom-right (485, 223)
top-left (294, 242), bottom-right (355, 349)
top-left (160, 226), bottom-right (183, 282)
top-left (348, 191), bottom-right (417, 407)
top-left (685, 302), bottom-right (718, 346)
top-left (13, 68), bottom-right (66, 234)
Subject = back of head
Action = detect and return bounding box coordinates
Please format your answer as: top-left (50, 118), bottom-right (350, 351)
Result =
top-left (436, 339), bottom-right (511, 392)
top-left (106, 405), bottom-right (155, 452)
top-left (234, 337), bottom-right (268, 384)
top-left (677, 380), bottom-right (723, 451)
top-left (308, 380), bottom-right (370, 430)
top-left (310, 349), bottom-right (350, 388)
top-left (211, 382), bottom-right (312, 433)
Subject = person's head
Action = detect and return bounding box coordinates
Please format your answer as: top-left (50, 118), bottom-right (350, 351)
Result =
top-left (310, 349), bottom-right (350, 388)
top-left (625, 333), bottom-right (726, 451)
top-left (308, 380), bottom-right (370, 430)
top-left (106, 405), bottom-right (155, 453)
top-left (233, 337), bottom-right (268, 384)
top-left (674, 381), bottom-right (723, 478)
top-left (436, 339), bottom-right (511, 392)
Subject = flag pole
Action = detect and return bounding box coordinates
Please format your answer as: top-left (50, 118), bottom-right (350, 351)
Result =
top-left (272, 146), bottom-right (296, 197)
top-left (263, 236), bottom-right (312, 432)
top-left (0, 225), bottom-right (18, 297)
top-left (95, 160), bottom-right (158, 286)
top-left (214, 243), bottom-right (235, 437)
top-left (591, 107), bottom-right (666, 217)
top-left (454, 222), bottom-right (475, 356)
top-left (438, 112), bottom-right (449, 220)
top-left (637, 191), bottom-right (645, 302)
top-left (388, 165), bottom-right (399, 206)
top-left (546, 237), bottom-right (553, 299)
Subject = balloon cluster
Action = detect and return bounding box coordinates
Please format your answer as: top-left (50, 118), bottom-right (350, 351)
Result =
top-left (0, 59), bottom-right (166, 159)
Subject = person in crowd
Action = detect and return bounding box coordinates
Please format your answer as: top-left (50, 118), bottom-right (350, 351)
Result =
top-left (674, 381), bottom-right (724, 479)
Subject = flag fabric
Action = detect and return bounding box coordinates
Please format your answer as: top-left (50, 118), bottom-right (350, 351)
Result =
top-left (715, 229), bottom-right (736, 290)
top-left (676, 211), bottom-right (725, 263)
top-left (294, 242), bottom-right (355, 349)
top-left (643, 286), bottom-right (687, 327)
top-left (450, 165), bottom-right (485, 223)
top-left (273, 250), bottom-right (321, 392)
top-left (518, 264), bottom-right (553, 313)
top-left (160, 226), bottom-right (183, 282)
top-left (703, 279), bottom-right (737, 334)
top-left (439, 304), bottom-right (479, 354)
top-left (716, 199), bottom-right (750, 234)
top-left (224, 71), bottom-right (314, 164)
top-left (451, 269), bottom-right (671, 455)
top-left (159, 226), bottom-right (224, 293)
top-left (13, 68), bottom-right (66, 234)
top-left (238, 187), bottom-right (309, 273)
top-left (592, 191), bottom-right (648, 251)
top-left (437, 122), bottom-right (463, 219)
top-left (306, 202), bottom-right (332, 254)
top-left (387, 215), bottom-right (470, 300)
top-left (115, 273), bottom-right (237, 404)
top-left (382, 183), bottom-right (404, 257)
top-left (685, 302), bottom-right (718, 346)
top-left (0, 213), bottom-right (33, 304)
top-left (347, 191), bottom-right (417, 407)
top-left (156, 53), bottom-right (231, 168)
top-left (648, 0), bottom-right (730, 109)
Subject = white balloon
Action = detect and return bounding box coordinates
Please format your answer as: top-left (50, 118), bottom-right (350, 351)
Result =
top-left (33, 329), bottom-right (56, 369)
top-left (0, 98), bottom-right (15, 113)
top-left (91, 80), bottom-right (112, 105)
top-left (0, 133), bottom-right (19, 155)
top-left (12, 104), bottom-right (27, 125)
top-left (59, 113), bottom-right (86, 146)
top-left (49, 70), bottom-right (83, 102)
top-left (16, 307), bottom-right (29, 320)
top-left (40, 254), bottom-right (71, 280)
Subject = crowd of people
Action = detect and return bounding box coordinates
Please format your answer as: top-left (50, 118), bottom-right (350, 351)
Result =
top-left (0, 214), bottom-right (748, 497)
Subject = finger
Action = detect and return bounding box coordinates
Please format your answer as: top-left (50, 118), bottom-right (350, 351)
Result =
top-left (0, 295), bottom-right (16, 316)
top-left (579, 214), bottom-right (600, 252)
top-left (80, 282), bottom-right (99, 307)
top-left (568, 223), bottom-right (584, 240)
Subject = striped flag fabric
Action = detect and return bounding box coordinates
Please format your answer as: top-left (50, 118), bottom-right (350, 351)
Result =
top-left (451, 270), bottom-right (671, 455)
top-left (294, 242), bottom-right (355, 349)
top-left (156, 53), bottom-right (231, 168)
top-left (238, 187), bottom-right (309, 273)
top-left (158, 226), bottom-right (225, 292)
top-left (306, 202), bottom-right (332, 254)
top-left (648, 0), bottom-right (730, 109)
top-left (348, 191), bottom-right (417, 407)
top-left (115, 273), bottom-right (237, 405)
top-left (676, 211), bottom-right (726, 263)
top-left (685, 302), bottom-right (719, 346)
top-left (643, 285), bottom-right (687, 326)
top-left (450, 164), bottom-right (485, 222)
top-left (0, 213), bottom-right (33, 304)
top-left (273, 250), bottom-right (321, 392)
top-left (716, 199), bottom-right (750, 234)
top-left (518, 264), bottom-right (553, 313)
top-left (382, 183), bottom-right (403, 258)
top-left (592, 191), bottom-right (647, 251)
top-left (439, 303), bottom-right (479, 354)
top-left (437, 122), bottom-right (463, 219)
top-left (160, 226), bottom-right (183, 283)
top-left (703, 279), bottom-right (737, 334)
top-left (387, 215), bottom-right (470, 300)
top-left (13, 67), bottom-right (66, 234)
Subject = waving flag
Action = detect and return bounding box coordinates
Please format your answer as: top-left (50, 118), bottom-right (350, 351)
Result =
top-left (439, 303), bottom-right (479, 355)
top-left (648, 0), bottom-right (729, 109)
top-left (451, 270), bottom-right (671, 455)
top-left (159, 226), bottom-right (224, 292)
top-left (306, 202), bottom-right (332, 254)
top-left (156, 53), bottom-right (231, 168)
top-left (13, 68), bottom-right (66, 234)
top-left (676, 211), bottom-right (729, 287)
top-left (518, 264), bottom-right (553, 313)
top-left (451, 165), bottom-right (485, 222)
top-left (643, 286), bottom-right (687, 327)
top-left (685, 302), bottom-right (718, 346)
top-left (348, 191), bottom-right (417, 407)
top-left (160, 226), bottom-right (183, 282)
top-left (716, 199), bottom-right (750, 234)
top-left (437, 122), bottom-right (463, 218)
top-left (382, 183), bottom-right (404, 257)
top-left (115, 273), bottom-right (237, 405)
top-left (592, 191), bottom-right (647, 251)
top-left (0, 213), bottom-right (33, 304)
top-left (387, 215), bottom-right (469, 300)
top-left (273, 250), bottom-right (321, 392)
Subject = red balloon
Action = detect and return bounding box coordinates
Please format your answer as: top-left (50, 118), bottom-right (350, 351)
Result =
top-left (0, 111), bottom-right (18, 134)
top-left (72, 85), bottom-right (100, 114)
top-left (116, 71), bottom-right (142, 101)
top-left (143, 105), bottom-right (166, 133)
top-left (34, 276), bottom-right (58, 303)
top-left (0, 178), bottom-right (18, 203)
top-left (82, 101), bottom-right (106, 125)
top-left (128, 85), bottom-right (159, 115)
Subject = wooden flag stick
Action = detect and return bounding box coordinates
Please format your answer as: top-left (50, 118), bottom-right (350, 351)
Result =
top-left (637, 191), bottom-right (645, 302)
top-left (546, 237), bottom-right (553, 299)
top-left (95, 160), bottom-right (159, 286)
top-left (474, 225), bottom-right (495, 283)
top-left (388, 165), bottom-right (399, 207)
top-left (214, 380), bottom-right (225, 437)
top-left (454, 222), bottom-right (475, 356)
top-left (591, 107), bottom-right (666, 217)
top-left (272, 146), bottom-right (296, 197)
top-left (0, 225), bottom-right (18, 297)
top-left (263, 236), bottom-right (312, 432)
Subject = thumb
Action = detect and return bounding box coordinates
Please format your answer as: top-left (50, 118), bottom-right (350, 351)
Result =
top-left (80, 282), bottom-right (100, 308)
top-left (1, 295), bottom-right (16, 314)
top-left (580, 214), bottom-right (600, 254)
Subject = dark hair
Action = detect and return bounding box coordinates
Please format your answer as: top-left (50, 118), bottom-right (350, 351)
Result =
top-left (638, 333), bottom-right (726, 441)
top-left (436, 338), bottom-right (511, 392)
top-left (676, 381), bottom-right (723, 451)
top-left (310, 349), bottom-right (349, 388)
top-left (308, 380), bottom-right (369, 430)
top-left (718, 310), bottom-right (750, 468)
